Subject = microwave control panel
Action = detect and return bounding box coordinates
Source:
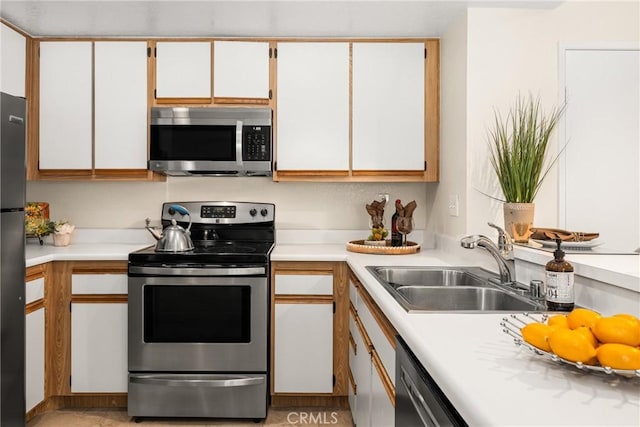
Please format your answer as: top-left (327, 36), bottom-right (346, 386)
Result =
top-left (243, 126), bottom-right (271, 161)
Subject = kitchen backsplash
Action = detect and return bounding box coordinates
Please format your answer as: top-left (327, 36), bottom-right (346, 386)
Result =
top-left (26, 178), bottom-right (431, 230)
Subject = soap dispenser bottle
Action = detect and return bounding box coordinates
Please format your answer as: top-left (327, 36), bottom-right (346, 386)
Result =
top-left (545, 238), bottom-right (575, 311)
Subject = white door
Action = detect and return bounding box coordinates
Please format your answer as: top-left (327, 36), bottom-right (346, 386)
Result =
top-left (25, 308), bottom-right (45, 412)
top-left (276, 42), bottom-right (350, 171)
top-left (561, 47), bottom-right (640, 252)
top-left (274, 302), bottom-right (333, 393)
top-left (39, 42), bottom-right (93, 169)
top-left (155, 42), bottom-right (211, 99)
top-left (1, 23), bottom-right (26, 97)
top-left (213, 41), bottom-right (270, 99)
top-left (71, 302), bottom-right (128, 392)
top-left (352, 42), bottom-right (425, 171)
top-left (94, 42), bottom-right (148, 169)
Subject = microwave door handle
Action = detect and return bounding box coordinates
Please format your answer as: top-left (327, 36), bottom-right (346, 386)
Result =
top-left (235, 120), bottom-right (243, 167)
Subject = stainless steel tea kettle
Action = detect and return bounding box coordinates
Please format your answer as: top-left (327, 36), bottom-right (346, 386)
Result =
top-left (145, 204), bottom-right (194, 252)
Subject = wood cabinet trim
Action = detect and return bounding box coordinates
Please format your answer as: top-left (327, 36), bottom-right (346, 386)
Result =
top-left (274, 295), bottom-right (332, 304)
top-left (71, 295), bottom-right (128, 303)
top-left (71, 261), bottom-right (128, 274)
top-left (27, 264), bottom-right (46, 281)
top-left (372, 349), bottom-right (395, 407)
top-left (354, 315), bottom-right (373, 352)
top-left (348, 367), bottom-right (356, 394)
top-left (349, 331), bottom-right (356, 355)
top-left (26, 300), bottom-right (45, 314)
top-left (351, 270), bottom-right (397, 349)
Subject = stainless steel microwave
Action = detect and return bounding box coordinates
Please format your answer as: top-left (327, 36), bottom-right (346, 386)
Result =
top-left (149, 107), bottom-right (272, 176)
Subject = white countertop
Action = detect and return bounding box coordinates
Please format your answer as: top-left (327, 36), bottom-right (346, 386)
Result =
top-left (275, 245), bottom-right (640, 427)
top-left (26, 239), bottom-right (640, 426)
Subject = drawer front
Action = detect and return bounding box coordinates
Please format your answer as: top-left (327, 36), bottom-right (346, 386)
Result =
top-left (26, 277), bottom-right (45, 304)
top-left (356, 290), bottom-right (395, 386)
top-left (72, 274), bottom-right (127, 294)
top-left (275, 274), bottom-right (333, 295)
top-left (349, 277), bottom-right (358, 307)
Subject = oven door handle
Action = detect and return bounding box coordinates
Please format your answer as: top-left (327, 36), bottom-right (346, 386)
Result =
top-left (128, 266), bottom-right (265, 276)
top-left (130, 374), bottom-right (264, 388)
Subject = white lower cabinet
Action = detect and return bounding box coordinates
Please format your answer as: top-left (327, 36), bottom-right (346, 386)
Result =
top-left (370, 355), bottom-right (395, 427)
top-left (349, 272), bottom-right (395, 426)
top-left (70, 272), bottom-right (128, 393)
top-left (25, 308), bottom-right (45, 412)
top-left (274, 302), bottom-right (334, 393)
top-left (71, 302), bottom-right (128, 392)
top-left (26, 272), bottom-right (46, 413)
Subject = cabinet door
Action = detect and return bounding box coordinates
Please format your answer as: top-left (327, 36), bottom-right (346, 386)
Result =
top-left (276, 42), bottom-right (350, 171)
top-left (213, 41), bottom-right (270, 100)
top-left (352, 317), bottom-right (372, 427)
top-left (156, 42), bottom-right (211, 99)
top-left (352, 42), bottom-right (425, 171)
top-left (371, 353), bottom-right (395, 427)
top-left (25, 308), bottom-right (45, 412)
top-left (94, 42), bottom-right (148, 169)
top-left (71, 302), bottom-right (127, 392)
top-left (39, 42), bottom-right (93, 169)
top-left (274, 302), bottom-right (333, 393)
top-left (1, 23), bottom-right (26, 97)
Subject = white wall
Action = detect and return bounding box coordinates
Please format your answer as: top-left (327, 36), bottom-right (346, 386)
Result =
top-left (427, 11), bottom-right (468, 238)
top-left (26, 179), bottom-right (428, 231)
top-left (437, 1), bottom-right (640, 240)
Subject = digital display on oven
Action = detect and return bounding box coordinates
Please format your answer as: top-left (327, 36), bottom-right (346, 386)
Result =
top-left (201, 205), bottom-right (236, 218)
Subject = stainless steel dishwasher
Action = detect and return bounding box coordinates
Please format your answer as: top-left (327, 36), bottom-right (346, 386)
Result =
top-left (396, 336), bottom-right (468, 427)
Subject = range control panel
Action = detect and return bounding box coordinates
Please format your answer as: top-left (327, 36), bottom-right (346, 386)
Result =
top-left (201, 205), bottom-right (236, 219)
top-left (162, 201), bottom-right (275, 224)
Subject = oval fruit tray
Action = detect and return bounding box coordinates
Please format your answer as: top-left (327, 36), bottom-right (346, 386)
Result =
top-left (501, 313), bottom-right (640, 379)
top-left (346, 240), bottom-right (420, 255)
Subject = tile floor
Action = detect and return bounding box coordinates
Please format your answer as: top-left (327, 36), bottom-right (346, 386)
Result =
top-left (27, 407), bottom-right (354, 427)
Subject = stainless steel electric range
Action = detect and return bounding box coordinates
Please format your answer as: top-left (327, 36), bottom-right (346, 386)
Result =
top-left (127, 201), bottom-right (274, 421)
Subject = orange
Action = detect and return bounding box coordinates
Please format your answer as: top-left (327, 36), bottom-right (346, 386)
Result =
top-left (596, 343), bottom-right (640, 370)
top-left (547, 314), bottom-right (569, 329)
top-left (521, 323), bottom-right (554, 352)
top-left (548, 328), bottom-right (597, 364)
top-left (613, 313), bottom-right (640, 324)
top-left (574, 326), bottom-right (599, 348)
top-left (593, 316), bottom-right (640, 346)
top-left (566, 308), bottom-right (601, 330)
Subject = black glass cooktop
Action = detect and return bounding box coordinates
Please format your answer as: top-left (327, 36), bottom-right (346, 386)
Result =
top-left (129, 241), bottom-right (274, 265)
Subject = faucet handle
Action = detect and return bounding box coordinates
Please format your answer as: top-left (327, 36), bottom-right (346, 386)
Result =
top-left (488, 222), bottom-right (513, 255)
top-left (488, 222), bottom-right (505, 234)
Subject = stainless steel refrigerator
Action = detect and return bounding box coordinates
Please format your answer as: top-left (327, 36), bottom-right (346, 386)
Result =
top-left (1, 91), bottom-right (27, 426)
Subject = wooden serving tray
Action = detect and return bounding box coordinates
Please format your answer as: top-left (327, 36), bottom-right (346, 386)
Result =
top-left (346, 240), bottom-right (420, 255)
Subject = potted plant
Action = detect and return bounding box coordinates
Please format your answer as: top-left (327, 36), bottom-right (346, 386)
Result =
top-left (488, 94), bottom-right (564, 242)
top-left (52, 220), bottom-right (75, 247)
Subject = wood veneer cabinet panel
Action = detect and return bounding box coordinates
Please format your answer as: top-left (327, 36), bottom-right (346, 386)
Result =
top-left (46, 262), bottom-right (72, 396)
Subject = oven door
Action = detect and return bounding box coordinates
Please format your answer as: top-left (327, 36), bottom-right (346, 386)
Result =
top-left (128, 272), bottom-right (267, 372)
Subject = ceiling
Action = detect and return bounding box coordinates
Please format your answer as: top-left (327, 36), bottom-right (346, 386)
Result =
top-left (0, 0), bottom-right (562, 38)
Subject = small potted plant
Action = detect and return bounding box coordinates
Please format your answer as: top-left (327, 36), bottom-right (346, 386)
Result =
top-left (488, 94), bottom-right (565, 242)
top-left (52, 220), bottom-right (75, 247)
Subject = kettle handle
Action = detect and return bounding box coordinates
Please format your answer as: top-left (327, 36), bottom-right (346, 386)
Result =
top-left (169, 204), bottom-right (192, 233)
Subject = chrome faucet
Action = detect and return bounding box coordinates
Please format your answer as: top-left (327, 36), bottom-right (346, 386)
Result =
top-left (460, 223), bottom-right (515, 286)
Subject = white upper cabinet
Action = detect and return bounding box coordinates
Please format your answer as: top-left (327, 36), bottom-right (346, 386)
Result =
top-left (39, 42), bottom-right (93, 169)
top-left (0, 23), bottom-right (26, 97)
top-left (352, 42), bottom-right (425, 171)
top-left (155, 42), bottom-right (211, 99)
top-left (276, 42), bottom-right (350, 171)
top-left (213, 41), bottom-right (270, 99)
top-left (94, 42), bottom-right (148, 169)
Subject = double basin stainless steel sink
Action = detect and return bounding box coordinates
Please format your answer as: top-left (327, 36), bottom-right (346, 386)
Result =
top-left (366, 266), bottom-right (546, 313)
